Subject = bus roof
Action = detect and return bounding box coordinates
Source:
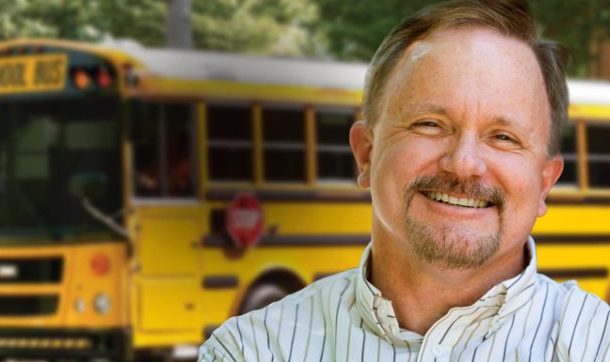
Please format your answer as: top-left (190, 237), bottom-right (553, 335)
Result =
top-left (108, 41), bottom-right (610, 107)
top-left (105, 40), bottom-right (369, 91)
top-left (568, 80), bottom-right (610, 106)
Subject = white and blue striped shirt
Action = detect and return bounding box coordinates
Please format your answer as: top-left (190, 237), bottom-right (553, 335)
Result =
top-left (200, 238), bottom-right (610, 361)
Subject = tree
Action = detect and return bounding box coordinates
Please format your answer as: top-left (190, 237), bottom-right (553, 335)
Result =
top-left (314, 0), bottom-right (443, 61)
top-left (192, 0), bottom-right (324, 57)
top-left (95, 0), bottom-right (165, 46)
top-left (0, 0), bottom-right (324, 57)
top-left (529, 0), bottom-right (610, 77)
top-left (0, 0), bottom-right (607, 78)
top-left (314, 0), bottom-right (610, 77)
top-left (0, 0), bottom-right (164, 46)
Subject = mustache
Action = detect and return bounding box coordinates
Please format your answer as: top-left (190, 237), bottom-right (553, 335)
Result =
top-left (406, 174), bottom-right (506, 207)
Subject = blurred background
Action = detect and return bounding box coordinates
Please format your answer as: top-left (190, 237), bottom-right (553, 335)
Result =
top-left (0, 1), bottom-right (609, 361)
top-left (1, 0), bottom-right (610, 77)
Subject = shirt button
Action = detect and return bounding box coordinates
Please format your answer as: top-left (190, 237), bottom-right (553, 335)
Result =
top-left (432, 344), bottom-right (449, 357)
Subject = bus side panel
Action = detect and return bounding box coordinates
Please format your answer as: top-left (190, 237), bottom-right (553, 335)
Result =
top-left (130, 204), bottom-right (206, 347)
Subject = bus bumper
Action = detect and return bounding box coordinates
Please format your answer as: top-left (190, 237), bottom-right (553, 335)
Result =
top-left (0, 328), bottom-right (130, 360)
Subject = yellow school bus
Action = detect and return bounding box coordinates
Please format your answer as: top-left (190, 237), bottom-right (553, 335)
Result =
top-left (0, 38), bottom-right (608, 361)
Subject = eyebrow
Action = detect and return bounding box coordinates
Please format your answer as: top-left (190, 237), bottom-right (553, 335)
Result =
top-left (404, 103), bottom-right (448, 117)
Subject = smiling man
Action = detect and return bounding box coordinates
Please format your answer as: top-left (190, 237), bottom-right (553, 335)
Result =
top-left (200, 1), bottom-right (610, 361)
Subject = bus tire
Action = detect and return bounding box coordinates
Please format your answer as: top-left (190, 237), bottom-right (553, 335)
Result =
top-left (134, 348), bottom-right (172, 362)
top-left (239, 283), bottom-right (290, 314)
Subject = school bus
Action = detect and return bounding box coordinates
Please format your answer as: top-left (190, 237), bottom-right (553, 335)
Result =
top-left (0, 38), bottom-right (608, 361)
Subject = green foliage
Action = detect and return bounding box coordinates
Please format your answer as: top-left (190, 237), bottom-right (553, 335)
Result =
top-left (0, 0), bottom-right (164, 46)
top-left (0, 0), bottom-right (606, 77)
top-left (530, 0), bottom-right (610, 77)
top-left (314, 0), bottom-right (610, 77)
top-left (0, 0), bottom-right (322, 57)
top-left (192, 0), bottom-right (323, 56)
top-left (314, 0), bottom-right (443, 60)
top-left (95, 0), bottom-right (165, 47)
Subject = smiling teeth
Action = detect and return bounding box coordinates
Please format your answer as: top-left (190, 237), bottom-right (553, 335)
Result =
top-left (426, 192), bottom-right (490, 208)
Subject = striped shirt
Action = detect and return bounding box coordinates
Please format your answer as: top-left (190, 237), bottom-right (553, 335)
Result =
top-left (199, 237), bottom-right (610, 361)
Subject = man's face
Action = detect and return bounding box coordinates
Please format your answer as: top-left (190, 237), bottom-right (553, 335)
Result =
top-left (351, 27), bottom-right (563, 269)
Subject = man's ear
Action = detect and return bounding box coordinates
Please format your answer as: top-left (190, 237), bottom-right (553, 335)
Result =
top-left (349, 121), bottom-right (373, 189)
top-left (537, 155), bottom-right (564, 216)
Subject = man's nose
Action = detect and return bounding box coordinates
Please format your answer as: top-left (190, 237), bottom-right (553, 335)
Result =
top-left (438, 133), bottom-right (487, 179)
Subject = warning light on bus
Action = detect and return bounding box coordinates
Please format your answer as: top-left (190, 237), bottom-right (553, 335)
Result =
top-left (97, 67), bottom-right (113, 88)
top-left (73, 69), bottom-right (90, 90)
top-left (90, 253), bottom-right (110, 277)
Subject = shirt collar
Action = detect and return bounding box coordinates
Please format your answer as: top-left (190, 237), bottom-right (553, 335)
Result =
top-left (355, 236), bottom-right (539, 346)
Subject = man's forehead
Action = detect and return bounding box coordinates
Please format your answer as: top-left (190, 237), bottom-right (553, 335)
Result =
top-left (379, 26), bottom-right (550, 130)
top-left (387, 27), bottom-right (545, 94)
top-left (401, 26), bottom-right (533, 65)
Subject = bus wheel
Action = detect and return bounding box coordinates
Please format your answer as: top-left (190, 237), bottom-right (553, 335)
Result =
top-left (134, 348), bottom-right (173, 362)
top-left (239, 283), bottom-right (290, 314)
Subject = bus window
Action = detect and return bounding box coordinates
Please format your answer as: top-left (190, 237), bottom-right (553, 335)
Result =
top-left (316, 109), bottom-right (356, 182)
top-left (132, 102), bottom-right (195, 197)
top-left (1, 98), bottom-right (121, 234)
top-left (558, 122), bottom-right (577, 185)
top-left (207, 104), bottom-right (253, 182)
top-left (132, 102), bottom-right (161, 197)
top-left (57, 99), bottom-right (121, 226)
top-left (165, 104), bottom-right (194, 196)
top-left (587, 123), bottom-right (610, 188)
top-left (11, 106), bottom-right (60, 228)
top-left (263, 108), bottom-right (305, 182)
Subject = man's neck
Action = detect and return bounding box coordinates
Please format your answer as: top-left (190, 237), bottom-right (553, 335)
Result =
top-left (369, 235), bottom-right (526, 335)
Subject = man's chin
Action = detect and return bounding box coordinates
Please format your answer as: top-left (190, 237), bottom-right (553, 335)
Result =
top-left (406, 218), bottom-right (501, 270)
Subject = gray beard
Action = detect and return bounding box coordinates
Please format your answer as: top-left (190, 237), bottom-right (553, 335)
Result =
top-left (406, 216), bottom-right (501, 270)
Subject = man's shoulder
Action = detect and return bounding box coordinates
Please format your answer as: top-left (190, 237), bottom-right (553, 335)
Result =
top-left (535, 272), bottom-right (609, 312)
top-left (534, 272), bottom-right (609, 317)
top-left (199, 268), bottom-right (359, 361)
top-left (535, 273), bottom-right (610, 359)
top-left (556, 277), bottom-right (610, 324)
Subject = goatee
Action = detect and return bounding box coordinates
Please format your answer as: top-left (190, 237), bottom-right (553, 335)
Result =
top-left (402, 174), bottom-right (505, 270)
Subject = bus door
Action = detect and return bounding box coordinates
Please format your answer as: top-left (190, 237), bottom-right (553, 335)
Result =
top-left (128, 100), bottom-right (205, 344)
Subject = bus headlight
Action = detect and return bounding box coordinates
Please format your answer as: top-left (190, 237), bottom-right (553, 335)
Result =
top-left (74, 298), bottom-right (85, 314)
top-left (94, 293), bottom-right (111, 314)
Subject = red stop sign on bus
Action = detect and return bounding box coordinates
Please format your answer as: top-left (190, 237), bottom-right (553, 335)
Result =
top-left (226, 192), bottom-right (264, 248)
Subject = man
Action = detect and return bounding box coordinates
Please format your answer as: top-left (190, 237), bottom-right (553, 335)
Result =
top-left (200, 1), bottom-right (610, 360)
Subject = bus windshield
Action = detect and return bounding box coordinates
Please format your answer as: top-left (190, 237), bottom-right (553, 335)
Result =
top-left (0, 97), bottom-right (122, 241)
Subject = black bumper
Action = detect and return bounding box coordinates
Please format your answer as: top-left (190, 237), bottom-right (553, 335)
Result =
top-left (0, 327), bottom-right (130, 360)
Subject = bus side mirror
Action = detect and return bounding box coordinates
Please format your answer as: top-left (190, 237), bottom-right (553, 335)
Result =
top-left (69, 172), bottom-right (108, 201)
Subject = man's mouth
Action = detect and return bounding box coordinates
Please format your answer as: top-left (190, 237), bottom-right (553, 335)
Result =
top-left (423, 191), bottom-right (491, 209)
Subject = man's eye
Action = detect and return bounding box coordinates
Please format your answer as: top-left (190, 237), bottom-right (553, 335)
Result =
top-left (492, 133), bottom-right (522, 149)
top-left (494, 134), bottom-right (517, 143)
top-left (414, 120), bottom-right (439, 128)
top-left (408, 119), bottom-right (445, 136)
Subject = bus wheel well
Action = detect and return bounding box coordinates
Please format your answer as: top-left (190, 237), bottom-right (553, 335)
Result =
top-left (238, 269), bottom-right (306, 314)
